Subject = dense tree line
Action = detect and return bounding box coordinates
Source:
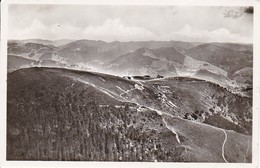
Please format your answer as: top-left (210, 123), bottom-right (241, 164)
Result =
top-left (7, 72), bottom-right (183, 161)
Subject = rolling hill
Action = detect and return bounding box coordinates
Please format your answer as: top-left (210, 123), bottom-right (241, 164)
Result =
top-left (231, 67), bottom-right (253, 86)
top-left (210, 42), bottom-right (253, 54)
top-left (8, 42), bottom-right (59, 60)
top-left (107, 47), bottom-right (228, 79)
top-left (54, 40), bottom-right (195, 64)
top-left (8, 40), bottom-right (252, 77)
top-left (185, 43), bottom-right (253, 76)
top-left (7, 55), bottom-right (38, 72)
top-left (7, 67), bottom-right (252, 162)
top-left (9, 39), bottom-right (74, 47)
top-left (8, 39), bottom-right (195, 65)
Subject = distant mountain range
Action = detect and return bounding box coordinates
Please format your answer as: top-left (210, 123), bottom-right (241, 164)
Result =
top-left (8, 39), bottom-right (253, 96)
top-left (9, 39), bottom-right (75, 47)
top-left (184, 43), bottom-right (253, 76)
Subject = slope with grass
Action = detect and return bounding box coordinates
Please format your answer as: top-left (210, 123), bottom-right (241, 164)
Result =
top-left (36, 67), bottom-right (252, 135)
top-left (163, 115), bottom-right (252, 162)
top-left (8, 55), bottom-right (38, 72)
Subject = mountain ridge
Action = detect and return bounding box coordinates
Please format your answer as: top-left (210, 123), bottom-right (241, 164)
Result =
top-left (7, 67), bottom-right (252, 162)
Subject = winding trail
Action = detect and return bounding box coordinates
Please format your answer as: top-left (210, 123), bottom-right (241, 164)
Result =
top-left (244, 139), bottom-right (250, 163)
top-left (162, 118), bottom-right (181, 144)
top-left (220, 128), bottom-right (229, 163)
top-left (66, 74), bottom-right (174, 118)
top-left (65, 71), bottom-right (232, 163)
top-left (117, 85), bottom-right (136, 97)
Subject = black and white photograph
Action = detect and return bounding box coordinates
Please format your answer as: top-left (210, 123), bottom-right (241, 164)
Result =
top-left (1, 1), bottom-right (259, 167)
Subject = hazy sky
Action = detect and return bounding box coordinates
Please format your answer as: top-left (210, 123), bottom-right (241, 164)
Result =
top-left (8, 5), bottom-right (253, 43)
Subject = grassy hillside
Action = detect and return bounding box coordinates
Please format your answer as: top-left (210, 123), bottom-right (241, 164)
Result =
top-left (164, 116), bottom-right (251, 162)
top-left (41, 68), bottom-right (251, 135)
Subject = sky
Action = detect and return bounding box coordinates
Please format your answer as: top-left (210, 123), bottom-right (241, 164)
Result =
top-left (8, 5), bottom-right (253, 43)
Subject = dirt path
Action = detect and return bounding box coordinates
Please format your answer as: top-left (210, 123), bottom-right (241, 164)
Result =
top-left (220, 128), bottom-right (229, 163)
